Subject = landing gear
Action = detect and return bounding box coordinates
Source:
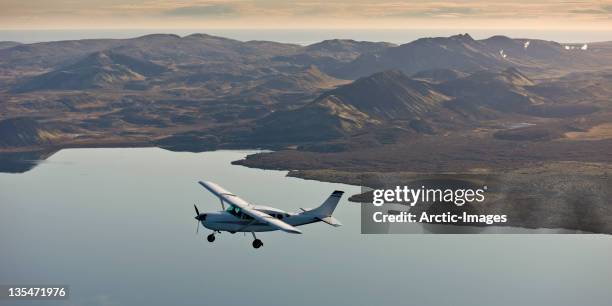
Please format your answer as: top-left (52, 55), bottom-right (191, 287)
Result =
top-left (251, 232), bottom-right (264, 249)
top-left (207, 233), bottom-right (216, 242)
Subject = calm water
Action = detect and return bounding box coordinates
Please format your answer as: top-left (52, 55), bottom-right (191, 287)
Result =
top-left (1, 148), bottom-right (611, 306)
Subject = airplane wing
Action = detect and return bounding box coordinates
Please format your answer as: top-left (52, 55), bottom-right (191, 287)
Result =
top-left (198, 181), bottom-right (302, 234)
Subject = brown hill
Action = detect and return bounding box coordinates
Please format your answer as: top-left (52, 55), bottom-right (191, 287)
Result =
top-left (250, 70), bottom-right (451, 143)
top-left (249, 67), bottom-right (564, 145)
top-left (304, 39), bottom-right (396, 61)
top-left (412, 68), bottom-right (468, 83)
top-left (0, 33), bottom-right (302, 70)
top-left (436, 67), bottom-right (541, 115)
top-left (13, 51), bottom-right (168, 92)
top-left (317, 70), bottom-right (450, 120)
top-left (254, 66), bottom-right (347, 92)
top-left (0, 117), bottom-right (64, 147)
top-left (334, 34), bottom-right (506, 79)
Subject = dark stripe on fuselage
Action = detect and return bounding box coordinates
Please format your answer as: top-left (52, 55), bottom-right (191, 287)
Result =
top-left (206, 217), bottom-right (319, 228)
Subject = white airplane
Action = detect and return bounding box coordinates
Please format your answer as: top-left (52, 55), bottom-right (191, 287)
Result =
top-left (194, 181), bottom-right (344, 248)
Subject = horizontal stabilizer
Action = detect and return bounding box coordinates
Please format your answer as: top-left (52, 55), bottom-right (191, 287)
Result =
top-left (316, 216), bottom-right (343, 227)
top-left (300, 190), bottom-right (344, 227)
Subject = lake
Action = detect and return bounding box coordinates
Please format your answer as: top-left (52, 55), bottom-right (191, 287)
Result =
top-left (1, 148), bottom-right (611, 306)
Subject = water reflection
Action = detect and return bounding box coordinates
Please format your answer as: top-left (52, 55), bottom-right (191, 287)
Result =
top-left (1, 148), bottom-right (611, 306)
top-left (0, 150), bottom-right (55, 173)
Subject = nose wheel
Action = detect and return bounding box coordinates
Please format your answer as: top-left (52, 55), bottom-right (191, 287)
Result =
top-left (251, 232), bottom-right (263, 249)
top-left (207, 233), bottom-right (215, 242)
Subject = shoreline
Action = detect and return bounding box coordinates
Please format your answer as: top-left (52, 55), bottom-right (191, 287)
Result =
top-left (2, 145), bottom-right (612, 235)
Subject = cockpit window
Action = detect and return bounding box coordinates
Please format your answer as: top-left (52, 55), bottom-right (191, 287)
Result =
top-left (226, 205), bottom-right (240, 216)
top-left (226, 205), bottom-right (253, 220)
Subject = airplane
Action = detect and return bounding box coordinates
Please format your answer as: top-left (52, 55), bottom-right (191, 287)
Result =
top-left (194, 181), bottom-right (344, 249)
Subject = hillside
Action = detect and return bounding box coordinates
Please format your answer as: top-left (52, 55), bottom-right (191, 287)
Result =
top-left (253, 65), bottom-right (347, 92)
top-left (0, 41), bottom-right (22, 50)
top-left (317, 70), bottom-right (450, 120)
top-left (250, 70), bottom-right (453, 144)
top-left (0, 33), bottom-right (301, 71)
top-left (1, 33), bottom-right (611, 174)
top-left (0, 117), bottom-right (64, 147)
top-left (333, 34), bottom-right (612, 80)
top-left (412, 68), bottom-right (467, 83)
top-left (334, 34), bottom-right (506, 79)
top-left (435, 67), bottom-right (540, 115)
top-left (13, 51), bottom-right (168, 92)
top-left (304, 39), bottom-right (396, 61)
top-left (249, 67), bottom-right (566, 145)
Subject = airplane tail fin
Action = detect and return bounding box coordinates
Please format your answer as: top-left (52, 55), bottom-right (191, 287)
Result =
top-left (309, 190), bottom-right (344, 217)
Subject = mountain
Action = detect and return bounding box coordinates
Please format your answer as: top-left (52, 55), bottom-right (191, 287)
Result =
top-left (13, 51), bottom-right (168, 92)
top-left (0, 33), bottom-right (302, 71)
top-left (271, 40), bottom-right (395, 76)
top-left (2, 33), bottom-right (612, 154)
top-left (0, 41), bottom-right (22, 50)
top-left (109, 33), bottom-right (275, 64)
top-left (314, 70), bottom-right (450, 120)
top-left (253, 65), bottom-right (346, 92)
top-left (479, 35), bottom-right (564, 61)
top-left (225, 66), bottom-right (348, 107)
top-left (435, 67), bottom-right (540, 114)
top-left (0, 117), bottom-right (63, 147)
top-left (304, 39), bottom-right (396, 61)
top-left (3, 33), bottom-right (612, 82)
top-left (0, 38), bottom-right (123, 69)
top-left (333, 34), bottom-right (612, 80)
top-left (334, 34), bottom-right (507, 79)
top-left (244, 40), bottom-right (302, 55)
top-left (250, 70), bottom-right (451, 143)
top-left (412, 68), bottom-right (467, 83)
top-left (249, 67), bottom-right (565, 145)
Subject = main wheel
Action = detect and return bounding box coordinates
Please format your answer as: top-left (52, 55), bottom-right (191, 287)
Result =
top-left (207, 234), bottom-right (215, 242)
top-left (252, 239), bottom-right (263, 249)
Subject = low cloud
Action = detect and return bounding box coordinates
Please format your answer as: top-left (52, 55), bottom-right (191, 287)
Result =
top-left (429, 7), bottom-right (478, 17)
top-left (570, 9), bottom-right (607, 14)
top-left (1, 0), bottom-right (612, 29)
top-left (386, 6), bottom-right (479, 19)
top-left (570, 4), bottom-right (612, 15)
top-left (163, 4), bottom-right (236, 17)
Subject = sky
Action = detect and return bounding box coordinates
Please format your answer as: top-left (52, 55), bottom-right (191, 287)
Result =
top-left (0, 0), bottom-right (611, 30)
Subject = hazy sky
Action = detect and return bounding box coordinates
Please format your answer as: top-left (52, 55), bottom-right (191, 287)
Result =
top-left (1, 0), bottom-right (611, 30)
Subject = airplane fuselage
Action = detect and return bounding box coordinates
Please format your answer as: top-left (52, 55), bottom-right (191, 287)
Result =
top-left (195, 181), bottom-right (343, 248)
top-left (201, 209), bottom-right (319, 233)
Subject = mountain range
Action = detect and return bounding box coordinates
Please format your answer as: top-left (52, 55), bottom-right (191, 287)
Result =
top-left (0, 32), bottom-right (611, 171)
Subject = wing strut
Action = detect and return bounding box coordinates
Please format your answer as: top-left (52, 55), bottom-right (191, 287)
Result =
top-left (219, 198), bottom-right (225, 210)
top-left (198, 181), bottom-right (302, 234)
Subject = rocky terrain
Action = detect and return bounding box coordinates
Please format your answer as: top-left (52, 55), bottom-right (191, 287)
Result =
top-left (1, 33), bottom-right (611, 233)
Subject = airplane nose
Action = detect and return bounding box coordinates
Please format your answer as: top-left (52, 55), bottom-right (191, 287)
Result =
top-left (195, 214), bottom-right (207, 221)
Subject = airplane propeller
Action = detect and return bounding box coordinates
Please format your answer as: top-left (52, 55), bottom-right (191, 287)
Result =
top-left (194, 204), bottom-right (206, 234)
